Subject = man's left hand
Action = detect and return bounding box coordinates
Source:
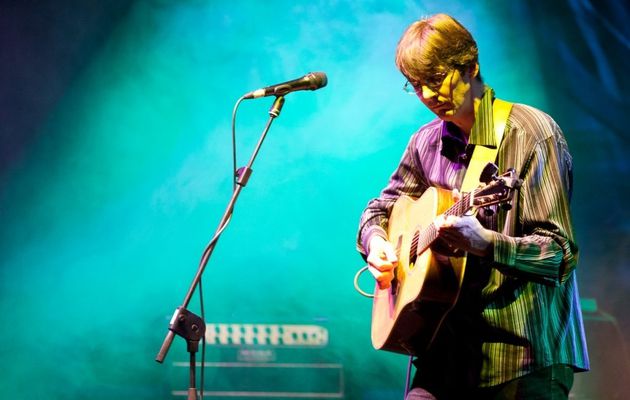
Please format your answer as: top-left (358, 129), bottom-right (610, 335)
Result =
top-left (434, 214), bottom-right (494, 257)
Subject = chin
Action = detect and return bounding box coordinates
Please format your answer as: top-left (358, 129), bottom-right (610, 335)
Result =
top-left (435, 109), bottom-right (455, 120)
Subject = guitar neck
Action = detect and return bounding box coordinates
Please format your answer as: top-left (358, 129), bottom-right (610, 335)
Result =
top-left (444, 191), bottom-right (476, 217)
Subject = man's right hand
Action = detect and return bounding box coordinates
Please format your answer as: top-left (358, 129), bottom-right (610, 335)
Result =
top-left (366, 236), bottom-right (398, 289)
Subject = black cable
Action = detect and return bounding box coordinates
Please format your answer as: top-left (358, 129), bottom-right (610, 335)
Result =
top-left (198, 279), bottom-right (206, 400)
top-left (198, 95), bottom-right (246, 400)
top-left (232, 96), bottom-right (245, 191)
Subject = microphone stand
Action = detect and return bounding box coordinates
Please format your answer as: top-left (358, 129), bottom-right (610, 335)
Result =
top-left (155, 95), bottom-right (286, 400)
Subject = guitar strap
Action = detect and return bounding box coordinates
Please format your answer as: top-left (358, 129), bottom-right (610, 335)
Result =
top-left (443, 98), bottom-right (513, 294)
top-left (460, 98), bottom-right (514, 192)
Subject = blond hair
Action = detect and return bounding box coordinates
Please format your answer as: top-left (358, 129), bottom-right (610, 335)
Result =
top-left (395, 14), bottom-right (479, 83)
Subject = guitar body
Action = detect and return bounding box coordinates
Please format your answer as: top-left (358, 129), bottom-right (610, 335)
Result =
top-left (371, 187), bottom-right (467, 355)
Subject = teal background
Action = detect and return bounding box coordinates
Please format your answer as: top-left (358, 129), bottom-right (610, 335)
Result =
top-left (1, 1), bottom-right (628, 399)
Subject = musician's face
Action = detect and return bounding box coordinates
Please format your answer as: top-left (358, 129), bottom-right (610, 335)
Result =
top-left (414, 64), bottom-right (477, 121)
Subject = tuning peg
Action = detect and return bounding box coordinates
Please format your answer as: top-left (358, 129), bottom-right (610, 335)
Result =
top-left (480, 163), bottom-right (499, 183)
top-left (501, 203), bottom-right (512, 211)
top-left (483, 206), bottom-right (495, 217)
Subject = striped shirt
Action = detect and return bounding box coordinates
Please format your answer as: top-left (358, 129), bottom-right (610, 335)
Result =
top-left (357, 87), bottom-right (589, 387)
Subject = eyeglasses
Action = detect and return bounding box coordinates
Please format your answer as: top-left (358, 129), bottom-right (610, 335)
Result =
top-left (403, 70), bottom-right (451, 95)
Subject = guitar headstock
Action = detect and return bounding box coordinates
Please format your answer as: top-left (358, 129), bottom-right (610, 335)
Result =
top-left (471, 165), bottom-right (523, 210)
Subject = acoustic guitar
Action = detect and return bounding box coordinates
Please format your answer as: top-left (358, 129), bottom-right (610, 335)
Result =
top-left (371, 166), bottom-right (522, 355)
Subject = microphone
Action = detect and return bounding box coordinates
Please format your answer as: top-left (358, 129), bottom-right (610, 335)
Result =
top-left (243, 72), bottom-right (327, 99)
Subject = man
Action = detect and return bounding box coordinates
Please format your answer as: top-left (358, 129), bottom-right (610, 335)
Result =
top-left (357, 14), bottom-right (589, 399)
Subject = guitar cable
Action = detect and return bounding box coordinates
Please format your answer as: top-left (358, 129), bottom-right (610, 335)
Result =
top-left (353, 266), bottom-right (374, 298)
top-left (404, 355), bottom-right (415, 399)
top-left (354, 266), bottom-right (415, 399)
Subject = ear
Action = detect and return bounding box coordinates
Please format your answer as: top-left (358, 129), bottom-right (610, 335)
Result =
top-left (469, 62), bottom-right (480, 79)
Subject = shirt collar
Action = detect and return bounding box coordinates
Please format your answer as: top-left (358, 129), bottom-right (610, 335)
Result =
top-left (440, 86), bottom-right (496, 162)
